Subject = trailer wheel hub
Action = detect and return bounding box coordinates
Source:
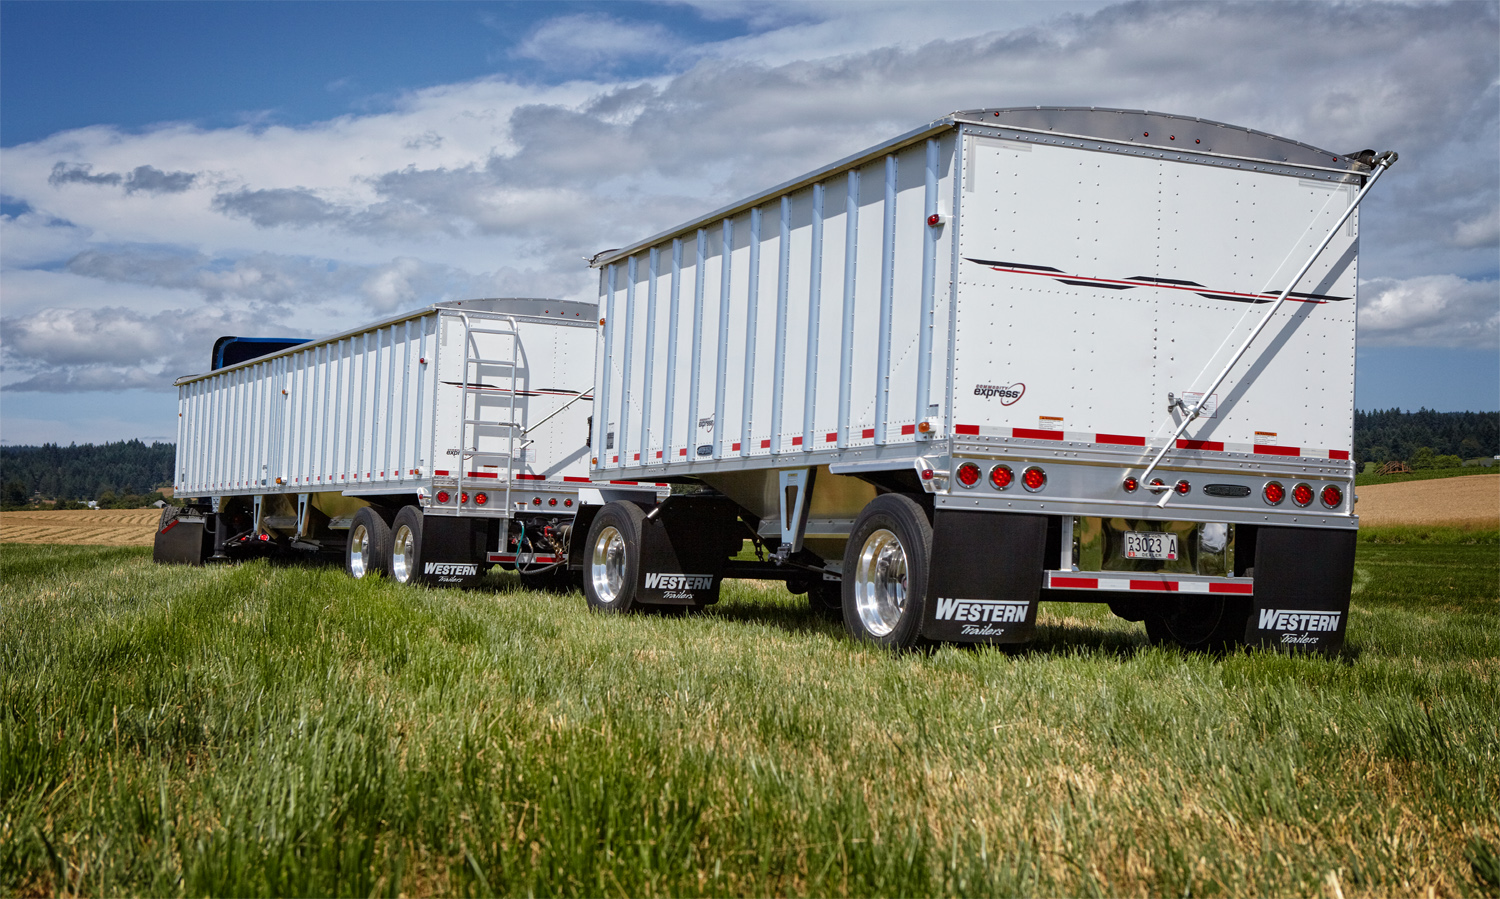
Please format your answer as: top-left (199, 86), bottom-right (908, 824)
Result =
top-left (854, 528), bottom-right (908, 637)
top-left (590, 525), bottom-right (628, 605)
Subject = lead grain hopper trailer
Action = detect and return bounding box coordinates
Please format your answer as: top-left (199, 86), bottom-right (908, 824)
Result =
top-left (583, 107), bottom-right (1395, 652)
top-left (157, 298), bottom-right (666, 588)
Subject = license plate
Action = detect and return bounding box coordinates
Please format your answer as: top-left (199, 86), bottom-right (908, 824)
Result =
top-left (1125, 531), bottom-right (1178, 561)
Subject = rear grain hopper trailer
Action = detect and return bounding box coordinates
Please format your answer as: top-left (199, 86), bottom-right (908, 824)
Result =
top-left (582, 107), bottom-right (1396, 652)
top-left (157, 298), bottom-right (666, 588)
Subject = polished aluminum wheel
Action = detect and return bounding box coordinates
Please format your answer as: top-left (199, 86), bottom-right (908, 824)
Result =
top-left (349, 523), bottom-right (372, 578)
top-left (391, 524), bottom-right (415, 583)
top-left (853, 527), bottom-right (908, 637)
top-left (590, 525), bottom-right (627, 604)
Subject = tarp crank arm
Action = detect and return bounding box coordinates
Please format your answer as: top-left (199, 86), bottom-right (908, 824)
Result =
top-left (1138, 150), bottom-right (1398, 499)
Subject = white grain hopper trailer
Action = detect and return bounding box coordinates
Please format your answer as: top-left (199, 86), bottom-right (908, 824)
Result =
top-left (156, 298), bottom-right (666, 588)
top-left (582, 107), bottom-right (1396, 652)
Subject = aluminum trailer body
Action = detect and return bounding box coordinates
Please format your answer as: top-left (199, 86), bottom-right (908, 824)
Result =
top-left (586, 107), bottom-right (1395, 652)
top-left (158, 297), bottom-right (664, 588)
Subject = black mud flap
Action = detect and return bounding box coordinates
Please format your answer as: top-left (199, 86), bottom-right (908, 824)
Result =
top-left (636, 495), bottom-right (744, 606)
top-left (1244, 526), bottom-right (1355, 654)
top-left (420, 515), bottom-right (490, 587)
top-left (921, 511), bottom-right (1047, 644)
top-left (153, 508), bottom-right (210, 565)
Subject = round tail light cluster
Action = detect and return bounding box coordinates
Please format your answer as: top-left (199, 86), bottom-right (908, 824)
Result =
top-left (1122, 476), bottom-right (1139, 493)
top-left (1022, 467), bottom-right (1046, 492)
top-left (435, 490), bottom-right (451, 504)
top-left (475, 492), bottom-right (488, 505)
top-left (990, 464), bottom-right (1013, 489)
top-left (1321, 485), bottom-right (1343, 509)
top-left (1174, 479), bottom-right (1191, 495)
top-left (956, 462), bottom-right (981, 488)
top-left (460, 492), bottom-right (469, 504)
top-left (1292, 483), bottom-right (1315, 507)
top-left (1263, 481), bottom-right (1284, 506)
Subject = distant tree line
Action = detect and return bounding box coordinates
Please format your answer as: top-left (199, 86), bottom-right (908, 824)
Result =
top-left (1, 440), bottom-right (175, 509)
top-left (1354, 408), bottom-right (1498, 467)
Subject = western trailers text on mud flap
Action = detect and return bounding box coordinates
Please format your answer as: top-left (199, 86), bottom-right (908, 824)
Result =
top-left (584, 106), bottom-right (1394, 652)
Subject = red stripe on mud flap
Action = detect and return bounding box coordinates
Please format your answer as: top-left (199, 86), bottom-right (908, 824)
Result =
top-left (1013, 428), bottom-right (1063, 441)
top-left (955, 424), bottom-right (980, 436)
top-left (1095, 433), bottom-right (1146, 446)
top-left (1131, 580), bottom-right (1178, 592)
top-left (1176, 439), bottom-right (1224, 451)
top-left (901, 424), bottom-right (915, 435)
top-left (1051, 576), bottom-right (1098, 589)
top-left (160, 520), bottom-right (178, 535)
top-left (563, 476), bottom-right (590, 483)
top-left (1209, 582), bottom-right (1254, 594)
top-left (1253, 445), bottom-right (1301, 457)
top-left (1329, 450), bottom-right (1351, 460)
top-left (516, 473), bottom-right (544, 480)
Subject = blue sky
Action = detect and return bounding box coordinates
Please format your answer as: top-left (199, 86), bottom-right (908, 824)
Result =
top-left (1, 0), bottom-right (1496, 445)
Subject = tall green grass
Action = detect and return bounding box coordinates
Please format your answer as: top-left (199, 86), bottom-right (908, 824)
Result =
top-left (2, 539), bottom-right (1496, 897)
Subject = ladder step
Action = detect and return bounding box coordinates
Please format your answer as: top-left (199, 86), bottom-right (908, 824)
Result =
top-left (464, 419), bottom-right (521, 427)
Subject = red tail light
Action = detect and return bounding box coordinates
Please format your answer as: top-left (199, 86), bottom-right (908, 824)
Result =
top-left (564, 499), bottom-right (573, 507)
top-left (548, 497), bottom-right (557, 506)
top-left (460, 492), bottom-right (469, 504)
top-left (532, 497), bottom-right (542, 506)
top-left (1320, 485), bottom-right (1342, 509)
top-left (1263, 481), bottom-right (1284, 505)
top-left (956, 462), bottom-right (981, 488)
top-left (990, 464), bottom-right (1013, 489)
top-left (1292, 483), bottom-right (1314, 507)
top-left (1123, 476), bottom-right (1139, 493)
top-left (1022, 467), bottom-right (1046, 492)
top-left (475, 492), bottom-right (488, 505)
top-left (1175, 479), bottom-right (1191, 495)
top-left (435, 490), bottom-right (451, 504)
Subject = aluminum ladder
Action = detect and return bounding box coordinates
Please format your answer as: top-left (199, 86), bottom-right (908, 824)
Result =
top-left (454, 312), bottom-right (526, 517)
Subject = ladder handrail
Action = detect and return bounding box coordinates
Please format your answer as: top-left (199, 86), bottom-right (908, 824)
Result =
top-left (454, 312), bottom-right (522, 519)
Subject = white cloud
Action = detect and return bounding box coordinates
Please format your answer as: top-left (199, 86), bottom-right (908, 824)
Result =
top-left (511, 14), bottom-right (683, 74)
top-left (1358, 275), bottom-right (1500, 349)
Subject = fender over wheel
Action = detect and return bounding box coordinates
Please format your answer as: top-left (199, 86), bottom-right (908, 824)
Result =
top-left (346, 506), bottom-right (392, 580)
top-left (583, 501), bottom-right (645, 613)
top-left (842, 494), bottom-right (933, 649)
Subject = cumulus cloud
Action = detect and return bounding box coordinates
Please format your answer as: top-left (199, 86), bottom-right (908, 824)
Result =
top-left (510, 14), bottom-right (683, 75)
top-left (1359, 275), bottom-right (1500, 349)
top-left (48, 161), bottom-right (197, 194)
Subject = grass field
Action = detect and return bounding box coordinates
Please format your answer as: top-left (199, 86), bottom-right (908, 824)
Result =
top-left (2, 532), bottom-right (1497, 897)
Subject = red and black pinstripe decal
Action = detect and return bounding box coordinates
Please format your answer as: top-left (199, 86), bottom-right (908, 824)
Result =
top-left (965, 259), bottom-right (1349, 304)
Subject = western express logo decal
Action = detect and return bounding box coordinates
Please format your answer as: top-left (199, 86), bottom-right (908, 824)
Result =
top-left (424, 563), bottom-right (479, 576)
top-left (965, 258), bottom-right (1351, 305)
top-left (1257, 608), bottom-right (1342, 644)
top-left (974, 382), bottom-right (1025, 405)
top-left (934, 597), bottom-right (1030, 636)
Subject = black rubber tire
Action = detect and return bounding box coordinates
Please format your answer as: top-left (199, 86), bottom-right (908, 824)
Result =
top-left (841, 494), bottom-right (933, 649)
top-left (346, 506), bottom-right (392, 580)
top-left (1144, 595), bottom-right (1252, 652)
top-left (389, 506), bottom-right (425, 585)
top-left (582, 501), bottom-right (645, 613)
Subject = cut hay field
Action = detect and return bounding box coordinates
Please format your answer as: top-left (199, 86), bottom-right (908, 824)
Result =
top-left (1, 530), bottom-right (1497, 898)
top-left (0, 508), bottom-right (160, 546)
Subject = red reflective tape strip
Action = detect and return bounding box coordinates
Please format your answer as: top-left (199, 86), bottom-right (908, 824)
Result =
top-left (1177, 439), bottom-right (1224, 451)
top-left (732, 443), bottom-right (741, 451)
top-left (1131, 580), bottom-right (1178, 592)
top-left (1051, 576), bottom-right (1098, 589)
top-left (467, 472), bottom-right (499, 479)
top-left (657, 451), bottom-right (664, 458)
top-left (434, 470), bottom-right (449, 476)
top-left (515, 473), bottom-right (544, 480)
top-left (633, 453), bottom-right (640, 461)
top-left (1013, 428), bottom-right (1063, 441)
top-left (563, 476), bottom-right (590, 483)
top-left (160, 520), bottom-right (178, 535)
top-left (679, 448), bottom-right (687, 456)
top-left (861, 428), bottom-right (874, 439)
top-left (1210, 582), bottom-right (1254, 594)
top-left (612, 456), bottom-right (618, 462)
top-left (1329, 450), bottom-right (1350, 460)
top-left (1253, 445), bottom-right (1301, 457)
top-left (609, 480), bottom-right (638, 485)
top-left (792, 436), bottom-right (803, 446)
top-left (826, 433), bottom-right (837, 442)
top-left (1095, 433), bottom-right (1145, 446)
top-left (955, 424), bottom-right (980, 436)
top-left (760, 439), bottom-right (771, 448)
top-left (901, 424), bottom-right (915, 435)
